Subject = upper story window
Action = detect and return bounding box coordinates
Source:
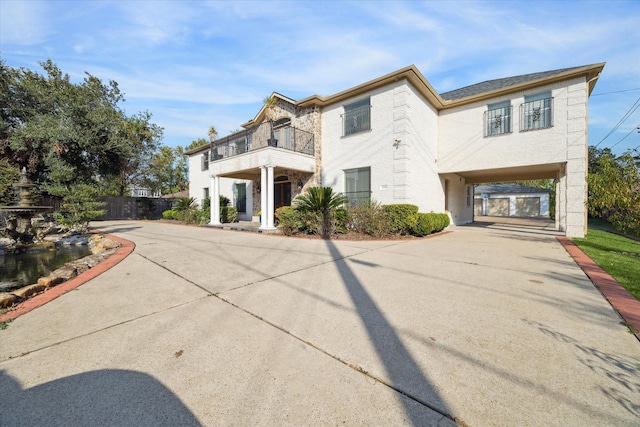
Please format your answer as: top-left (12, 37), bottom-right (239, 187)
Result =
top-left (521, 92), bottom-right (553, 131)
top-left (484, 100), bottom-right (511, 137)
top-left (342, 98), bottom-right (371, 137)
top-left (201, 152), bottom-right (209, 170)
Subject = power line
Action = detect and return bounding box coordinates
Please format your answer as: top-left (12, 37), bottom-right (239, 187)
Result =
top-left (594, 96), bottom-right (640, 147)
top-left (591, 87), bottom-right (640, 96)
top-left (607, 123), bottom-right (640, 151)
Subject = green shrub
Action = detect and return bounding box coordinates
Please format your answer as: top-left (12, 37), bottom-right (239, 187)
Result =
top-left (335, 208), bottom-right (349, 234)
top-left (221, 206), bottom-right (238, 223)
top-left (276, 205), bottom-right (318, 236)
top-left (162, 209), bottom-right (178, 220)
top-left (382, 204), bottom-right (419, 234)
top-left (294, 187), bottom-right (348, 238)
top-left (177, 209), bottom-right (207, 224)
top-left (52, 183), bottom-right (105, 232)
top-left (347, 199), bottom-right (390, 237)
top-left (202, 197), bottom-right (211, 215)
top-left (409, 212), bottom-right (450, 237)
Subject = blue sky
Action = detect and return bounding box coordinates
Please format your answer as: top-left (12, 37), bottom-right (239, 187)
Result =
top-left (1, 0), bottom-right (639, 154)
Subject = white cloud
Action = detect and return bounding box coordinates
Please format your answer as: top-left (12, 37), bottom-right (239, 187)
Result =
top-left (0, 0), bottom-right (51, 45)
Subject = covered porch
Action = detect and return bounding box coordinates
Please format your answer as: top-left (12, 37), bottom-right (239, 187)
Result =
top-left (208, 146), bottom-right (316, 230)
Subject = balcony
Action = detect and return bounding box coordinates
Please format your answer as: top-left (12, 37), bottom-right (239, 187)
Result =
top-left (210, 120), bottom-right (314, 161)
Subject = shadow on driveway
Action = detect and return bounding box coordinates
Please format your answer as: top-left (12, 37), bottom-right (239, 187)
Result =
top-left (0, 369), bottom-right (201, 426)
top-left (325, 240), bottom-right (454, 426)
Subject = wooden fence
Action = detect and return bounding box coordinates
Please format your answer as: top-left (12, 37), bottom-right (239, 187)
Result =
top-left (40, 196), bottom-right (176, 220)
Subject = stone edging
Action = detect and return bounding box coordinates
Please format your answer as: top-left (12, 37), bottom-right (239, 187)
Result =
top-left (557, 236), bottom-right (640, 340)
top-left (0, 233), bottom-right (135, 323)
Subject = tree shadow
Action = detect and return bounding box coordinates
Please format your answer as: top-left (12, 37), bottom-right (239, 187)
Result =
top-left (324, 240), bottom-right (454, 426)
top-left (0, 369), bottom-right (201, 426)
top-left (522, 319), bottom-right (640, 417)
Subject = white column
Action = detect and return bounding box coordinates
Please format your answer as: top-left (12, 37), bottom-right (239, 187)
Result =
top-left (266, 165), bottom-right (275, 229)
top-left (211, 175), bottom-right (221, 225)
top-left (259, 167), bottom-right (268, 229)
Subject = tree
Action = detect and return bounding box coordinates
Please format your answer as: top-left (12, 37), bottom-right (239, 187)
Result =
top-left (588, 148), bottom-right (640, 236)
top-left (185, 138), bottom-right (209, 152)
top-left (0, 160), bottom-right (19, 205)
top-left (208, 126), bottom-right (218, 142)
top-left (294, 186), bottom-right (348, 238)
top-left (0, 58), bottom-right (162, 196)
top-left (142, 145), bottom-right (188, 195)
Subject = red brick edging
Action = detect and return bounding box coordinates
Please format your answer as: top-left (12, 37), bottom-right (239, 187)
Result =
top-left (0, 233), bottom-right (135, 323)
top-left (557, 236), bottom-right (640, 339)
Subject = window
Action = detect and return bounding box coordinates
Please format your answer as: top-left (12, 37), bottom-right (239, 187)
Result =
top-left (521, 92), bottom-right (553, 131)
top-left (201, 152), bottom-right (209, 170)
top-left (342, 98), bottom-right (371, 136)
top-left (203, 187), bottom-right (209, 201)
top-left (466, 186), bottom-right (471, 207)
top-left (235, 183), bottom-right (246, 213)
top-left (484, 101), bottom-right (511, 136)
top-left (344, 167), bottom-right (371, 206)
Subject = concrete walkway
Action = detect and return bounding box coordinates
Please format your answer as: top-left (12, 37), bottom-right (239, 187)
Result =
top-left (1, 221), bottom-right (638, 426)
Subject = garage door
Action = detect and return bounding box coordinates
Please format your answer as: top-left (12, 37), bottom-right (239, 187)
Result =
top-left (487, 198), bottom-right (509, 216)
top-left (515, 197), bottom-right (540, 217)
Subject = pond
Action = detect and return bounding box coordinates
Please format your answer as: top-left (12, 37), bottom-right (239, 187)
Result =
top-left (0, 246), bottom-right (92, 293)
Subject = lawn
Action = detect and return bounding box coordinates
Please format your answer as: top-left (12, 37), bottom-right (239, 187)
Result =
top-left (573, 228), bottom-right (640, 301)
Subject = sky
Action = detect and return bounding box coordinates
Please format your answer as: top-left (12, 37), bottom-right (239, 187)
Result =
top-left (1, 0), bottom-right (639, 155)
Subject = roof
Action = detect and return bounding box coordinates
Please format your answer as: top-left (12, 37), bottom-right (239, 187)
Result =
top-left (440, 63), bottom-right (604, 105)
top-left (184, 142), bottom-right (211, 156)
top-left (185, 62), bottom-right (604, 154)
top-left (475, 184), bottom-right (550, 195)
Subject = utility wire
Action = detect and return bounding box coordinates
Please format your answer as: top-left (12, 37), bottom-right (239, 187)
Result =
top-left (591, 87), bottom-right (640, 96)
top-left (594, 96), bottom-right (640, 147)
top-left (607, 123), bottom-right (640, 151)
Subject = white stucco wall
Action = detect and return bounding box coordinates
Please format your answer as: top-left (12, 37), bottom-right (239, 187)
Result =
top-left (437, 78), bottom-right (586, 173)
top-left (321, 79), bottom-right (443, 213)
top-left (188, 150), bottom-right (254, 220)
top-left (188, 150), bottom-right (211, 208)
top-left (437, 77), bottom-right (589, 236)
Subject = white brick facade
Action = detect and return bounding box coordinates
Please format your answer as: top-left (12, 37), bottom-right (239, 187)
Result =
top-left (188, 63), bottom-right (604, 237)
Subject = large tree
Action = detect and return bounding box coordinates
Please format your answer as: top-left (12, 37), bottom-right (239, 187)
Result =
top-left (142, 145), bottom-right (188, 196)
top-left (0, 59), bottom-right (163, 196)
top-left (588, 147), bottom-right (640, 236)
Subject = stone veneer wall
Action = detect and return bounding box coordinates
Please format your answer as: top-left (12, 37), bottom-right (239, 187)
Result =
top-left (249, 97), bottom-right (322, 216)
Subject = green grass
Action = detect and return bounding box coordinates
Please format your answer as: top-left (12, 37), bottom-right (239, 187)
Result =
top-left (573, 228), bottom-right (640, 301)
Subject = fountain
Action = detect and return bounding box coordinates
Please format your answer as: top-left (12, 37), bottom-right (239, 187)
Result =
top-left (0, 168), bottom-right (53, 252)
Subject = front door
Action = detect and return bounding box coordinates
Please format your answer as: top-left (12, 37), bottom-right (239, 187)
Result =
top-left (274, 181), bottom-right (291, 212)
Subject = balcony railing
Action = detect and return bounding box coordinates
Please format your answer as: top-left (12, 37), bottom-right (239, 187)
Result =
top-left (210, 121), bottom-right (314, 161)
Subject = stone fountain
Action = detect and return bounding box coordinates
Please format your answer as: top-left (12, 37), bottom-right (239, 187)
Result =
top-left (0, 168), bottom-right (52, 252)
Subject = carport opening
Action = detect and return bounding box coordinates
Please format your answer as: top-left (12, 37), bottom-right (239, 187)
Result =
top-left (471, 180), bottom-right (557, 231)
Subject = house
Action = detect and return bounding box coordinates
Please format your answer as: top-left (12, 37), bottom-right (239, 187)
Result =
top-left (474, 184), bottom-right (550, 218)
top-left (187, 63), bottom-right (604, 238)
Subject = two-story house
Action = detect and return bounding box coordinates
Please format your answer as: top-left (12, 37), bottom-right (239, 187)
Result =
top-left (187, 63), bottom-right (604, 237)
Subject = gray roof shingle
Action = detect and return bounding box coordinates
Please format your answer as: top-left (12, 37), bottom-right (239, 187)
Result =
top-left (440, 66), bottom-right (584, 101)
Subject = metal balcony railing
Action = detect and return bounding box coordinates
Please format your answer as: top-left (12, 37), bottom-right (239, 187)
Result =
top-left (210, 121), bottom-right (314, 161)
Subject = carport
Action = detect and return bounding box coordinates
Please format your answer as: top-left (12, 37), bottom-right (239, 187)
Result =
top-left (451, 161), bottom-right (578, 235)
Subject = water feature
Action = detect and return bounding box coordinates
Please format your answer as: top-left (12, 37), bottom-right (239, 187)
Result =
top-left (0, 245), bottom-right (92, 292)
top-left (0, 168), bottom-right (93, 294)
top-left (0, 168), bottom-right (52, 249)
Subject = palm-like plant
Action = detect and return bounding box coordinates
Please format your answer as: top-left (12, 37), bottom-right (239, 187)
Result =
top-left (295, 186), bottom-right (347, 238)
top-left (173, 197), bottom-right (198, 212)
top-left (208, 126), bottom-right (218, 142)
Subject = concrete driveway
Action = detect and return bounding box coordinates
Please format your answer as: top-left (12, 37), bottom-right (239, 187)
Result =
top-left (1, 220), bottom-right (638, 426)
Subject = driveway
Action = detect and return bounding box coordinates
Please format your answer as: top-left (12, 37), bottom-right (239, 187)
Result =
top-left (1, 220), bottom-right (638, 426)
